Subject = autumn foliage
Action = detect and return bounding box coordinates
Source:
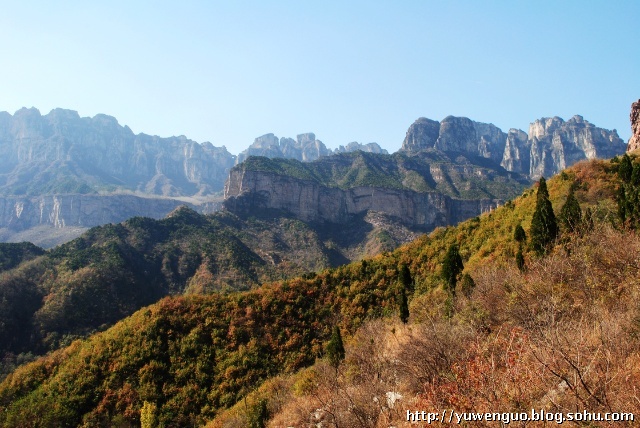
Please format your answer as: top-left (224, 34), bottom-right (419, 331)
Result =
top-left (2, 156), bottom-right (640, 426)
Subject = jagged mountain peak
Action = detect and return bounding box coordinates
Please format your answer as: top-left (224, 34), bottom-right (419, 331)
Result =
top-left (401, 113), bottom-right (625, 179)
top-left (626, 99), bottom-right (640, 152)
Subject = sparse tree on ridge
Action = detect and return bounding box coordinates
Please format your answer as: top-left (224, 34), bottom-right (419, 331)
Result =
top-left (326, 326), bottom-right (345, 369)
top-left (559, 185), bottom-right (582, 233)
top-left (441, 244), bottom-right (464, 295)
top-left (399, 287), bottom-right (409, 324)
top-left (399, 263), bottom-right (413, 293)
top-left (530, 177), bottom-right (558, 255)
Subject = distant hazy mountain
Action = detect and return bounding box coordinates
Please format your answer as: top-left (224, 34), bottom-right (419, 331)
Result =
top-left (0, 108), bottom-right (236, 197)
top-left (0, 107), bottom-right (626, 248)
top-left (236, 132), bottom-right (387, 165)
top-left (224, 150), bottom-right (529, 233)
top-left (401, 115), bottom-right (625, 178)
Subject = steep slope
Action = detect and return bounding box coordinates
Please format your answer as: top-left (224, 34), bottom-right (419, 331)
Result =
top-left (401, 114), bottom-right (626, 178)
top-left (0, 107), bottom-right (623, 250)
top-left (1, 154), bottom-right (637, 426)
top-left (236, 132), bottom-right (388, 164)
top-left (0, 194), bottom-right (220, 248)
top-left (0, 108), bottom-right (236, 196)
top-left (224, 150), bottom-right (529, 231)
top-left (0, 201), bottom-right (421, 370)
top-left (627, 99), bottom-right (640, 152)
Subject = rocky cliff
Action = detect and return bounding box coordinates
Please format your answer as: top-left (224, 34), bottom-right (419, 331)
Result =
top-left (0, 194), bottom-right (206, 231)
top-left (0, 106), bottom-right (624, 248)
top-left (224, 168), bottom-right (499, 230)
top-left (223, 152), bottom-right (527, 232)
top-left (0, 194), bottom-right (221, 247)
top-left (236, 132), bottom-right (388, 164)
top-left (0, 108), bottom-right (237, 196)
top-left (627, 99), bottom-right (640, 152)
top-left (401, 114), bottom-right (625, 178)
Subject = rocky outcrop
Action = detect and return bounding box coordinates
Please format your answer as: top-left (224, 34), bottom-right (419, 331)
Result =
top-left (401, 118), bottom-right (440, 152)
top-left (223, 168), bottom-right (500, 231)
top-left (334, 141), bottom-right (387, 155)
top-left (401, 114), bottom-right (625, 179)
top-left (236, 132), bottom-right (387, 164)
top-left (527, 115), bottom-right (624, 178)
top-left (501, 129), bottom-right (530, 174)
top-left (0, 108), bottom-right (237, 196)
top-left (0, 194), bottom-right (207, 231)
top-left (627, 100), bottom-right (640, 152)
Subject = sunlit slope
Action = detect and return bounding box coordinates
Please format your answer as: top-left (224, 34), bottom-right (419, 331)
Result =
top-left (0, 156), bottom-right (630, 426)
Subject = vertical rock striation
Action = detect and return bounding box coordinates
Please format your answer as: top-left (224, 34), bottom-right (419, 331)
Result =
top-left (401, 114), bottom-right (625, 179)
top-left (236, 132), bottom-right (388, 164)
top-left (627, 99), bottom-right (640, 152)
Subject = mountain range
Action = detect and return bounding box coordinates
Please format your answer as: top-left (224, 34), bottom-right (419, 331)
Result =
top-left (0, 107), bottom-right (626, 248)
top-left (0, 101), bottom-right (636, 426)
top-left (1, 151), bottom-right (638, 426)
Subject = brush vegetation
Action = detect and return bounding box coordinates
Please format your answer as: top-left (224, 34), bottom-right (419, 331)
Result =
top-left (1, 156), bottom-right (639, 426)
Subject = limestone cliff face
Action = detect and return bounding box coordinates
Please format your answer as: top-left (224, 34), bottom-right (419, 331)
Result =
top-left (627, 100), bottom-right (640, 152)
top-left (0, 108), bottom-right (237, 196)
top-left (223, 169), bottom-right (499, 231)
top-left (401, 118), bottom-right (440, 152)
top-left (526, 115), bottom-right (623, 178)
top-left (236, 132), bottom-right (388, 164)
top-left (401, 114), bottom-right (625, 179)
top-left (0, 194), bottom-right (202, 231)
top-left (501, 129), bottom-right (530, 174)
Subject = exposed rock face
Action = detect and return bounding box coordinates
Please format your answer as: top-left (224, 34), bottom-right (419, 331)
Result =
top-left (224, 168), bottom-right (501, 232)
top-left (0, 107), bottom-right (390, 246)
top-left (501, 129), bottom-right (530, 174)
top-left (0, 108), bottom-right (237, 196)
top-left (401, 114), bottom-right (625, 179)
top-left (0, 194), bottom-right (202, 231)
top-left (334, 141), bottom-right (387, 155)
top-left (401, 118), bottom-right (440, 152)
top-left (0, 194), bottom-right (222, 248)
top-left (627, 100), bottom-right (640, 152)
top-left (527, 115), bottom-right (623, 178)
top-left (236, 132), bottom-right (387, 164)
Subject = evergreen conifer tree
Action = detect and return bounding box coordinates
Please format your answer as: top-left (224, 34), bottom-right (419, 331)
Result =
top-left (514, 224), bottom-right (526, 243)
top-left (559, 185), bottom-right (582, 232)
top-left (460, 273), bottom-right (475, 298)
top-left (399, 287), bottom-right (409, 324)
top-left (632, 164), bottom-right (640, 186)
top-left (441, 244), bottom-right (463, 295)
top-left (399, 263), bottom-right (413, 293)
top-left (516, 248), bottom-right (526, 272)
top-left (617, 185), bottom-right (627, 223)
top-left (530, 177), bottom-right (558, 255)
top-left (248, 399), bottom-right (269, 428)
top-left (583, 207), bottom-right (594, 232)
top-left (326, 326), bottom-right (345, 368)
top-left (619, 154), bottom-right (633, 183)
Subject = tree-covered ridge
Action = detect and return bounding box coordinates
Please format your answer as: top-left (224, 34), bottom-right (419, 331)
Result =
top-left (239, 149), bottom-right (530, 199)
top-left (1, 155), bottom-right (634, 426)
top-left (0, 207), bottom-right (350, 365)
top-left (0, 242), bottom-right (45, 272)
top-left (0, 255), bottom-right (408, 426)
top-left (207, 157), bottom-right (639, 427)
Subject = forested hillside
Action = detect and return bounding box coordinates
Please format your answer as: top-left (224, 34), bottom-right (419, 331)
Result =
top-left (1, 154), bottom-right (639, 426)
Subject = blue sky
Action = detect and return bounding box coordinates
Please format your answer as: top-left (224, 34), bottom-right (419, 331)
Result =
top-left (1, 1), bottom-right (638, 154)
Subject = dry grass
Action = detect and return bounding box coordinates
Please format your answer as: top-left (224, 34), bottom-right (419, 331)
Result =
top-left (207, 224), bottom-right (640, 427)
